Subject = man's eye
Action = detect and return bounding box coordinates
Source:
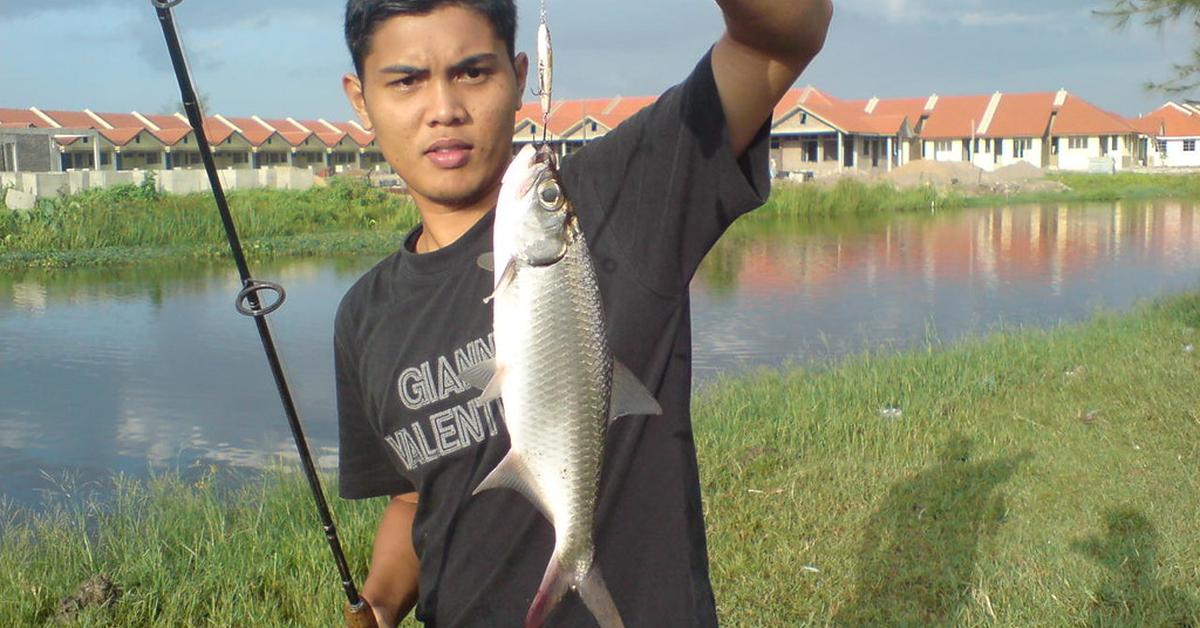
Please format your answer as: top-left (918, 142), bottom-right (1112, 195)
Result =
top-left (391, 77), bottom-right (416, 89)
top-left (462, 68), bottom-right (487, 82)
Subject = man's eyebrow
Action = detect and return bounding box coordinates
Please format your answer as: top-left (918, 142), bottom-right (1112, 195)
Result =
top-left (379, 63), bottom-right (426, 75)
top-left (450, 53), bottom-right (499, 71)
top-left (377, 54), bottom-right (497, 76)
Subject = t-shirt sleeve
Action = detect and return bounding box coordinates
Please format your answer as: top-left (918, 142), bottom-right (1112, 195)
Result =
top-left (335, 309), bottom-right (416, 500)
top-left (564, 48), bottom-right (772, 296)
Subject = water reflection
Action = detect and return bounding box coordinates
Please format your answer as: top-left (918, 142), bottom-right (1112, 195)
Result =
top-left (2, 200), bottom-right (1199, 507)
top-left (692, 200), bottom-right (1200, 376)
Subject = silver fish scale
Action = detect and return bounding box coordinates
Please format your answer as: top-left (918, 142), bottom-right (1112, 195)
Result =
top-left (497, 231), bottom-right (612, 574)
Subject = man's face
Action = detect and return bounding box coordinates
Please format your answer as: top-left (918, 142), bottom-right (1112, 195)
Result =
top-left (344, 6), bottom-right (527, 211)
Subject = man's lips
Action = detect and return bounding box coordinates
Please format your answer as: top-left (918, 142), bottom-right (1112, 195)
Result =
top-left (425, 139), bottom-right (473, 169)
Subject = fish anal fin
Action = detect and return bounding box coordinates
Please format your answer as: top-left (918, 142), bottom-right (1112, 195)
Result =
top-left (460, 358), bottom-right (495, 391)
top-left (461, 358), bottom-right (506, 403)
top-left (609, 360), bottom-right (662, 421)
top-left (472, 452), bottom-right (551, 520)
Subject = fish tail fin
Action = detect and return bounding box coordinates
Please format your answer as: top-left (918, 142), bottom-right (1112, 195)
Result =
top-left (525, 555), bottom-right (624, 628)
top-left (577, 561), bottom-right (624, 628)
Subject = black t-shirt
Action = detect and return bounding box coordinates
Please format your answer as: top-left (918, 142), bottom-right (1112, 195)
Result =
top-left (336, 51), bottom-right (770, 627)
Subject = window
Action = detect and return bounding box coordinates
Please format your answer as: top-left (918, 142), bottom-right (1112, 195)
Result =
top-left (806, 141), bottom-right (818, 162)
top-left (935, 140), bottom-right (953, 152)
top-left (824, 139), bottom-right (838, 161)
top-left (1013, 138), bottom-right (1032, 158)
top-left (1157, 140), bottom-right (1167, 154)
top-left (590, 122), bottom-right (598, 132)
top-left (800, 113), bottom-right (809, 124)
top-left (770, 138), bottom-right (781, 150)
top-left (1185, 140), bottom-right (1196, 152)
top-left (1068, 137), bottom-right (1088, 150)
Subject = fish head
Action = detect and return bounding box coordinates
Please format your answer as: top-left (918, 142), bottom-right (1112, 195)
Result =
top-left (495, 144), bottom-right (575, 268)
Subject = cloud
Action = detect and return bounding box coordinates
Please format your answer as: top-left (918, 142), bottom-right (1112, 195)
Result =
top-left (837, 0), bottom-right (1087, 28)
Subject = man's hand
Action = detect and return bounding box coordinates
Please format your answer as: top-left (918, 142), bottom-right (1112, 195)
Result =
top-left (361, 493), bottom-right (421, 627)
top-left (712, 0), bottom-right (834, 155)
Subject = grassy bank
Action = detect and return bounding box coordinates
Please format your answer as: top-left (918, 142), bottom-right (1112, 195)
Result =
top-left (0, 176), bottom-right (419, 270)
top-left (3, 172), bottom-right (1197, 270)
top-left (4, 294), bottom-right (1199, 625)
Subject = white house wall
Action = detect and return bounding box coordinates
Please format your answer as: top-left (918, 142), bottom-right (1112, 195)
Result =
top-left (1159, 137), bottom-right (1200, 167)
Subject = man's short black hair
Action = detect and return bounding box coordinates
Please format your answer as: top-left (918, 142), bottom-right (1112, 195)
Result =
top-left (345, 0), bottom-right (518, 77)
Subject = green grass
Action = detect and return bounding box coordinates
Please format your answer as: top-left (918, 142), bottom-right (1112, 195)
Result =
top-left (0, 176), bottom-right (418, 269)
top-left (4, 294), bottom-right (1200, 625)
top-left (758, 178), bottom-right (962, 217)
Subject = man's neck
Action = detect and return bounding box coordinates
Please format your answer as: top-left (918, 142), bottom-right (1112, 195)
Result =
top-left (411, 197), bottom-right (495, 254)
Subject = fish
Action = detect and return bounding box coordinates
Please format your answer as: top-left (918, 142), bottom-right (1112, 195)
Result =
top-left (463, 144), bottom-right (662, 628)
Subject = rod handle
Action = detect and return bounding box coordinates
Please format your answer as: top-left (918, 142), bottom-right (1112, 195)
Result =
top-left (344, 598), bottom-right (380, 628)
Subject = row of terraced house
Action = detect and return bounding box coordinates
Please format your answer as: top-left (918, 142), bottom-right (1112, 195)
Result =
top-left (2, 88), bottom-right (1199, 181)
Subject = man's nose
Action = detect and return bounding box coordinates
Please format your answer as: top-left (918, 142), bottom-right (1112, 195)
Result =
top-left (428, 81), bottom-right (467, 127)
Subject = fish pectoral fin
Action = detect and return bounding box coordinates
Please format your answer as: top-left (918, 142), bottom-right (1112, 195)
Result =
top-left (460, 358), bottom-right (506, 404)
top-left (483, 257), bottom-right (520, 304)
top-left (476, 252), bottom-right (495, 272)
top-left (609, 360), bottom-right (663, 421)
top-left (472, 452), bottom-right (552, 520)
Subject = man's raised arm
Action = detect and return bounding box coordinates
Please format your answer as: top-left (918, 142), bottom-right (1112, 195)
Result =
top-left (711, 0), bottom-right (834, 156)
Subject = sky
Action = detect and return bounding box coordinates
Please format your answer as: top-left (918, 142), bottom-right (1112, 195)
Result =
top-left (0, 0), bottom-right (1193, 122)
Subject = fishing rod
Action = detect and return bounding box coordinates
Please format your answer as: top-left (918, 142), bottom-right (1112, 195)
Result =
top-left (149, 2), bottom-right (376, 626)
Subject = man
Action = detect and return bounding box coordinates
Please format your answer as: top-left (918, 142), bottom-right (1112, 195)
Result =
top-left (336, 0), bottom-right (832, 625)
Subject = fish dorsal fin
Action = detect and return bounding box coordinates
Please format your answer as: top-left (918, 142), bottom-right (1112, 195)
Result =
top-left (610, 360), bottom-right (662, 421)
top-left (476, 252), bottom-right (494, 272)
top-left (460, 358), bottom-right (506, 403)
top-left (472, 451), bottom-right (553, 523)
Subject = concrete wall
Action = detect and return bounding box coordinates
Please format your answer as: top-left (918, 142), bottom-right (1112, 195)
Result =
top-left (0, 131), bottom-right (57, 173)
top-left (2, 166), bottom-right (319, 200)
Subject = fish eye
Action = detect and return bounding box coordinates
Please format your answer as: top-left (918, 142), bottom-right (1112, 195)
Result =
top-left (537, 179), bottom-right (564, 211)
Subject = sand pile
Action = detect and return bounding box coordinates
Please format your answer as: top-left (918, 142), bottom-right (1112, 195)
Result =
top-left (984, 161), bottom-right (1045, 184)
top-left (885, 160), bottom-right (984, 189)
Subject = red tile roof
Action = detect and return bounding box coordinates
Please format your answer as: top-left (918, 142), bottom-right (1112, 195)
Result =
top-left (222, 117), bottom-right (276, 146)
top-left (40, 110), bottom-right (98, 129)
top-left (545, 98), bottom-right (611, 136)
top-left (295, 119), bottom-right (348, 147)
top-left (0, 108), bottom-right (52, 128)
top-left (98, 128), bottom-right (144, 147)
top-left (263, 118), bottom-right (313, 147)
top-left (984, 92), bottom-right (1056, 138)
top-left (326, 121), bottom-right (375, 146)
top-left (919, 95), bottom-right (991, 140)
top-left (1052, 95), bottom-right (1134, 136)
top-left (1127, 116), bottom-right (1164, 137)
top-left (1143, 103), bottom-right (1200, 137)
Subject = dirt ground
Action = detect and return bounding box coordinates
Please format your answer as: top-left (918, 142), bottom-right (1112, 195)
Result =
top-left (876, 160), bottom-right (1070, 195)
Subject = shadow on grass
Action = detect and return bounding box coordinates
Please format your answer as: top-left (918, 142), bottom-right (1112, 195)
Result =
top-left (1072, 507), bottom-right (1199, 627)
top-left (834, 435), bottom-right (1031, 626)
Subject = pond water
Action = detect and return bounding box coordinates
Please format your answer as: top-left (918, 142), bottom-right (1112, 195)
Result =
top-left (2, 199), bottom-right (1198, 508)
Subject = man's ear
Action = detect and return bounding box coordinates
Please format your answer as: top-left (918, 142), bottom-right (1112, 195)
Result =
top-left (343, 73), bottom-right (373, 131)
top-left (512, 52), bottom-right (529, 111)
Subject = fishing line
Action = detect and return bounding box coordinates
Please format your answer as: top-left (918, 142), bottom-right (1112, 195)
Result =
top-left (149, 2), bottom-right (375, 626)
